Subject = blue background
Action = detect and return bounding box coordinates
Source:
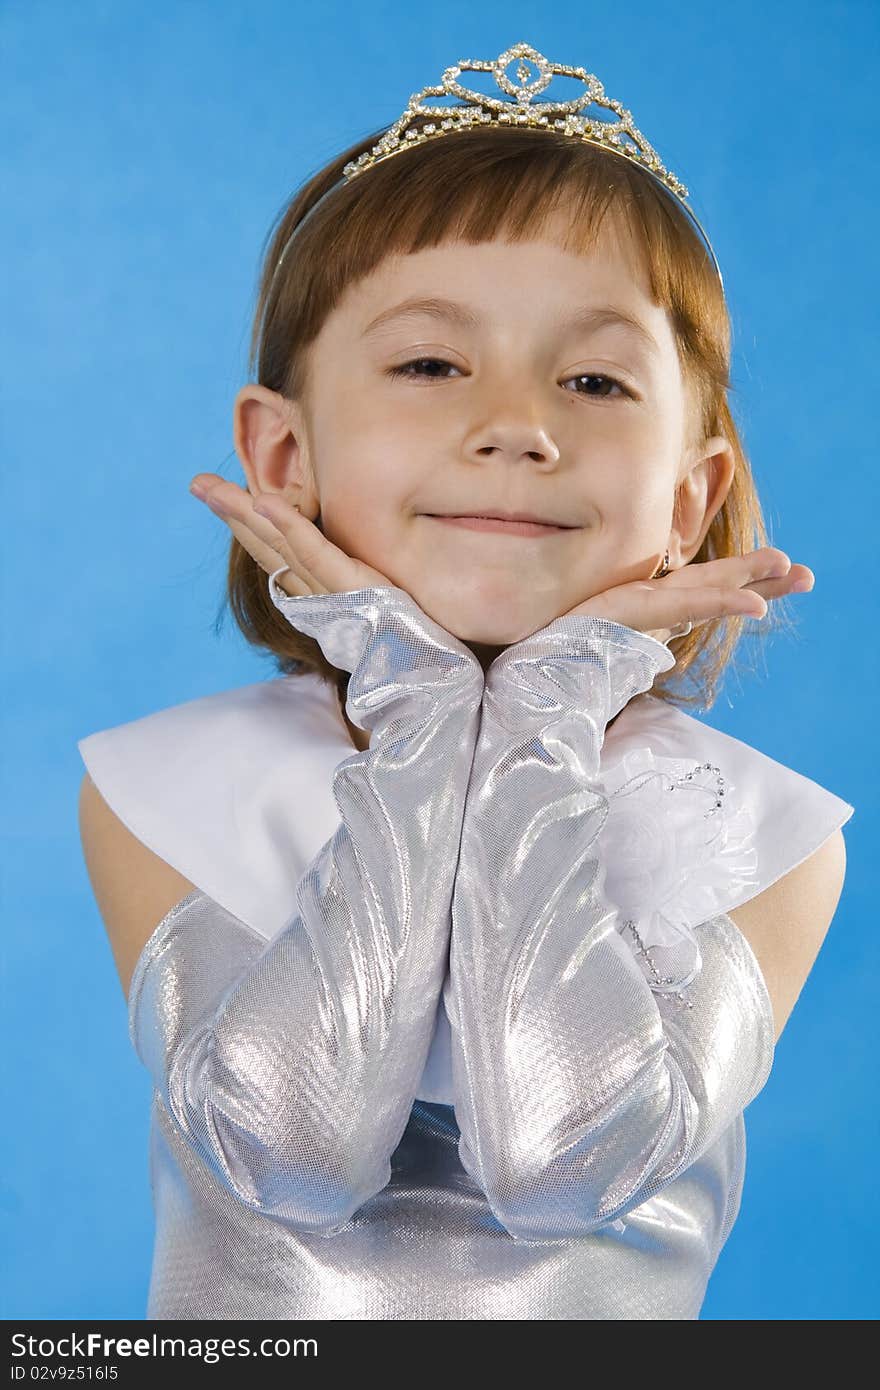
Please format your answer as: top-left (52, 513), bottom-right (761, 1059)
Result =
top-left (3, 0), bottom-right (876, 1320)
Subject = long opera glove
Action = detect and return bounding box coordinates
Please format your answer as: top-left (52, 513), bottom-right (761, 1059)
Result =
top-left (445, 613), bottom-right (775, 1241)
top-left (128, 570), bottom-right (484, 1235)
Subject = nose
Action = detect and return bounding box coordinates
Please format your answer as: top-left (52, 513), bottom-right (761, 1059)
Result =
top-left (462, 379), bottom-right (561, 469)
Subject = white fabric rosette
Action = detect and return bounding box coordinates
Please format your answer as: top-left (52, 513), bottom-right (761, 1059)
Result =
top-left (596, 746), bottom-right (759, 998)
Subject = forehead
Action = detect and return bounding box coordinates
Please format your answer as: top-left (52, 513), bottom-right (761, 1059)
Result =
top-left (321, 211), bottom-right (673, 356)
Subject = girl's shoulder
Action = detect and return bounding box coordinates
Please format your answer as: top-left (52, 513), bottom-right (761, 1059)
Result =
top-left (76, 672), bottom-right (352, 943)
top-left (76, 677), bottom-right (855, 958)
top-left (602, 693), bottom-right (854, 920)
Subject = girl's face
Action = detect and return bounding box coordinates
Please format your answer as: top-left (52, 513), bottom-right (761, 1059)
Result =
top-left (249, 210), bottom-right (733, 660)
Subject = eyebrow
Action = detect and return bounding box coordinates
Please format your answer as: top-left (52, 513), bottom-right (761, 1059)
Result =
top-left (360, 295), bottom-right (661, 356)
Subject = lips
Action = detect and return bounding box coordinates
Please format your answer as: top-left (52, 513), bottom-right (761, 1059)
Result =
top-left (429, 512), bottom-right (573, 526)
top-left (427, 514), bottom-right (575, 537)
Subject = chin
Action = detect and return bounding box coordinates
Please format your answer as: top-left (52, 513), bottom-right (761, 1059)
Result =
top-left (416, 589), bottom-right (554, 648)
top-left (453, 614), bottom-right (542, 645)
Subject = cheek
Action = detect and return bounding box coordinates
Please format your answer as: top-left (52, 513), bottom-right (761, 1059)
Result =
top-left (318, 477), bottom-right (411, 566)
top-left (626, 479), bottom-right (672, 529)
top-left (595, 446), bottom-right (671, 514)
top-left (320, 434), bottom-right (425, 527)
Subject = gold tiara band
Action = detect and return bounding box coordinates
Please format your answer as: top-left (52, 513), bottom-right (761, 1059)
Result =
top-left (269, 41), bottom-right (723, 295)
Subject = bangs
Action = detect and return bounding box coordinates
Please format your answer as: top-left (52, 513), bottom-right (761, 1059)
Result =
top-left (254, 124), bottom-right (730, 430)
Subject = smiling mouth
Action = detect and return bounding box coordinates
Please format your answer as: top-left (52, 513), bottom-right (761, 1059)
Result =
top-left (425, 515), bottom-right (576, 537)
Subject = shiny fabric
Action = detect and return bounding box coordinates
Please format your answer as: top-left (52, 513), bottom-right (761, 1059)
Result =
top-left (77, 663), bottom-right (854, 982)
top-left (128, 582), bottom-right (776, 1319)
top-left (129, 579), bottom-right (484, 1236)
top-left (443, 614), bottom-right (775, 1242)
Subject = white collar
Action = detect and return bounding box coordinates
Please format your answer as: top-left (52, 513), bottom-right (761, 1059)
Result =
top-left (78, 671), bottom-right (854, 1104)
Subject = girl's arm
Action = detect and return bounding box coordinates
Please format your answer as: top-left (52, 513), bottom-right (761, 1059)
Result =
top-left (128, 579), bottom-right (484, 1236)
top-left (445, 614), bottom-right (775, 1241)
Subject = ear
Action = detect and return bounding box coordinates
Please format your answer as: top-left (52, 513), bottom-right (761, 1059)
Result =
top-left (232, 384), bottom-right (320, 520)
top-left (668, 436), bottom-right (736, 567)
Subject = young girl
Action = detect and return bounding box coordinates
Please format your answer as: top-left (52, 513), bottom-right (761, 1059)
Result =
top-left (77, 43), bottom-right (854, 1320)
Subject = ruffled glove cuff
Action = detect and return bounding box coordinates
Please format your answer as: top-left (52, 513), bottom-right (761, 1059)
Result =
top-left (482, 612), bottom-right (676, 781)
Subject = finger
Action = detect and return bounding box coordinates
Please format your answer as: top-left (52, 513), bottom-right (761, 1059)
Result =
top-left (212, 509), bottom-right (309, 597)
top-left (198, 483), bottom-right (314, 595)
top-left (190, 473), bottom-right (225, 495)
top-left (251, 493), bottom-right (387, 596)
top-left (745, 564), bottom-right (814, 599)
top-left (585, 579), bottom-right (766, 634)
top-left (651, 582), bottom-right (768, 634)
top-left (660, 547), bottom-right (792, 589)
top-left (198, 483), bottom-right (395, 595)
top-left (645, 563), bottom-right (814, 643)
top-left (249, 494), bottom-right (340, 594)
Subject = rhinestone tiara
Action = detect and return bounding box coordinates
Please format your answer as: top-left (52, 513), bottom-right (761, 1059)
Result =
top-left (269, 41), bottom-right (723, 293)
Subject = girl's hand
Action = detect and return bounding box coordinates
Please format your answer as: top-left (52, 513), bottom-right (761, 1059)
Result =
top-left (189, 475), bottom-right (397, 597)
top-left (563, 547), bottom-right (814, 645)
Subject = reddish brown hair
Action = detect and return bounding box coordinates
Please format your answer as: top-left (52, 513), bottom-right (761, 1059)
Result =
top-left (211, 118), bottom-right (797, 722)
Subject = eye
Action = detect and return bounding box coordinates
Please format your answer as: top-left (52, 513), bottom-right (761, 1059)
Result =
top-left (387, 357), bottom-right (463, 381)
top-left (562, 373), bottom-right (632, 401)
top-left (386, 358), bottom-right (633, 400)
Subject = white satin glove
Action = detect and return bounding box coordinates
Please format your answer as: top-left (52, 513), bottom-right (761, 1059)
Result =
top-left (444, 612), bottom-right (775, 1241)
top-left (128, 575), bottom-right (484, 1235)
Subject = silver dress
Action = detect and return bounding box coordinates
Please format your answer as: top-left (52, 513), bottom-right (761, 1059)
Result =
top-left (128, 577), bottom-right (776, 1319)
